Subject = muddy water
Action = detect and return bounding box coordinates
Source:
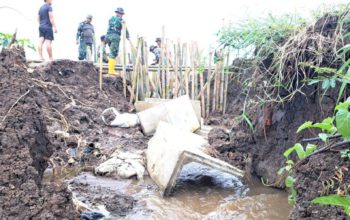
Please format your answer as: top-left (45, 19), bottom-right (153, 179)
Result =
top-left (52, 162), bottom-right (291, 219)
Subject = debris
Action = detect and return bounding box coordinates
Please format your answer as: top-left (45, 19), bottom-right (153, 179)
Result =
top-left (147, 121), bottom-right (245, 196)
top-left (135, 98), bottom-right (202, 122)
top-left (95, 150), bottom-right (145, 180)
top-left (81, 143), bottom-right (102, 162)
top-left (80, 211), bottom-right (105, 220)
top-left (101, 107), bottom-right (140, 128)
top-left (137, 95), bottom-right (200, 136)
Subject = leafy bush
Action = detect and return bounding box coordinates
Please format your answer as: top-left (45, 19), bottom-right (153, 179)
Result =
top-left (217, 13), bottom-right (307, 59)
top-left (0, 32), bottom-right (35, 51)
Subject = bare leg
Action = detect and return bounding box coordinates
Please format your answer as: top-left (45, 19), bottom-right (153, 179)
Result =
top-left (46, 40), bottom-right (53, 61)
top-left (38, 37), bottom-right (45, 60)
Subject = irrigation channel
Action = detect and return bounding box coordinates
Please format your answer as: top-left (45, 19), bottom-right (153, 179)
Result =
top-left (43, 163), bottom-right (290, 219)
top-left (25, 35), bottom-right (293, 219)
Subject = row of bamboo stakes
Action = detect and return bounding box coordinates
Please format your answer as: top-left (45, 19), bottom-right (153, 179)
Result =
top-left (99, 25), bottom-right (232, 117)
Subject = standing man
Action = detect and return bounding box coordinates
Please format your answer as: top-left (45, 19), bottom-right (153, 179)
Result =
top-left (38, 0), bottom-right (57, 61)
top-left (76, 15), bottom-right (95, 61)
top-left (106, 7), bottom-right (130, 74)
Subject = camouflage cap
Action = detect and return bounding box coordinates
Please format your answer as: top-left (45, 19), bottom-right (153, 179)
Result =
top-left (155, 37), bottom-right (161, 42)
top-left (115, 8), bottom-right (125, 14)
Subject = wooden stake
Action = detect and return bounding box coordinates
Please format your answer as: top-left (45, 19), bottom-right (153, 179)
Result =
top-left (122, 22), bottom-right (127, 97)
top-left (223, 51), bottom-right (230, 114)
top-left (219, 53), bottom-right (225, 111)
top-left (183, 43), bottom-right (189, 96)
top-left (200, 60), bottom-right (205, 118)
top-left (165, 39), bottom-right (171, 98)
top-left (206, 52), bottom-right (213, 117)
top-left (191, 43), bottom-right (195, 100)
top-left (161, 26), bottom-right (166, 98)
top-left (174, 39), bottom-right (179, 98)
top-left (99, 42), bottom-right (103, 91)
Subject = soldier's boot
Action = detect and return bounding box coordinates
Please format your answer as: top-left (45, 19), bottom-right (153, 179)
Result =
top-left (108, 58), bottom-right (116, 75)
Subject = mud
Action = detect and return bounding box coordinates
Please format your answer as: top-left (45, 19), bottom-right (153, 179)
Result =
top-left (290, 152), bottom-right (350, 219)
top-left (207, 12), bottom-right (350, 219)
top-left (0, 47), bottom-right (148, 219)
top-left (0, 47), bottom-right (77, 219)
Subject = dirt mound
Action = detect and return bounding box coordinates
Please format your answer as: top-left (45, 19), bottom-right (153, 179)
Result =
top-left (0, 47), bottom-right (146, 219)
top-left (0, 48), bottom-right (77, 219)
top-left (208, 11), bottom-right (350, 219)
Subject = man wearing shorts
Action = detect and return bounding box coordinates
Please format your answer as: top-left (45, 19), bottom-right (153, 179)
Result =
top-left (38, 0), bottom-right (57, 61)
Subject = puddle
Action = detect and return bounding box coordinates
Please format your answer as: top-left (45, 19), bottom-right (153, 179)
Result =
top-left (47, 162), bottom-right (291, 219)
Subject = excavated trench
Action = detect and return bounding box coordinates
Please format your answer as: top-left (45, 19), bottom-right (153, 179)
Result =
top-left (0, 48), bottom-right (291, 219)
top-left (4, 13), bottom-right (350, 217)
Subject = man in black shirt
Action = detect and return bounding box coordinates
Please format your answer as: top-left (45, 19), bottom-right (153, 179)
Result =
top-left (38, 0), bottom-right (57, 61)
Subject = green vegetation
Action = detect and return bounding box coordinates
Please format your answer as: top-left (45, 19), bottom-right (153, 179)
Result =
top-left (277, 98), bottom-right (350, 214)
top-left (0, 32), bottom-right (36, 51)
top-left (311, 195), bottom-right (350, 216)
top-left (218, 13), bottom-right (306, 59)
top-left (217, 5), bottom-right (350, 104)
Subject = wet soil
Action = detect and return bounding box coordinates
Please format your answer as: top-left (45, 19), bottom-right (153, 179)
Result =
top-left (0, 47), bottom-right (77, 219)
top-left (0, 47), bottom-right (147, 219)
top-left (290, 152), bottom-right (350, 219)
top-left (207, 12), bottom-right (350, 219)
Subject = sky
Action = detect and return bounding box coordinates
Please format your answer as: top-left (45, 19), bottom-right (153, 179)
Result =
top-left (0, 0), bottom-right (349, 60)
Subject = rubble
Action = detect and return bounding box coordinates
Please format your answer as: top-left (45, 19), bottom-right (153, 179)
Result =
top-left (146, 121), bottom-right (245, 196)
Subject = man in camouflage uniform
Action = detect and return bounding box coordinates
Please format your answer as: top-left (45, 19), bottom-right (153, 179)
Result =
top-left (150, 38), bottom-right (162, 65)
top-left (97, 35), bottom-right (108, 63)
top-left (106, 7), bottom-right (129, 74)
top-left (76, 14), bottom-right (95, 61)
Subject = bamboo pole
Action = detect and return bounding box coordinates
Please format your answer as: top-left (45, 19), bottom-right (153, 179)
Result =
top-left (143, 39), bottom-right (150, 99)
top-left (130, 38), bottom-right (142, 103)
top-left (99, 43), bottom-right (103, 91)
top-left (194, 42), bottom-right (199, 98)
top-left (219, 52), bottom-right (225, 111)
top-left (191, 43), bottom-right (195, 100)
top-left (206, 52), bottom-right (213, 117)
top-left (223, 51), bottom-right (230, 114)
top-left (165, 39), bottom-right (171, 99)
top-left (213, 63), bottom-right (218, 111)
top-left (199, 60), bottom-right (205, 118)
top-left (161, 26), bottom-right (166, 98)
top-left (178, 39), bottom-right (183, 96)
top-left (122, 22), bottom-right (127, 97)
top-left (183, 43), bottom-right (189, 96)
top-left (174, 39), bottom-right (179, 98)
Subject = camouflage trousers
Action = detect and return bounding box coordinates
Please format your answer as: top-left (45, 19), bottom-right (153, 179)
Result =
top-left (106, 34), bottom-right (121, 59)
top-left (78, 41), bottom-right (93, 61)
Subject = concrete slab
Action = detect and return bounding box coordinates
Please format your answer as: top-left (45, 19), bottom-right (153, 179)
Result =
top-left (146, 121), bottom-right (245, 196)
top-left (135, 98), bottom-right (202, 122)
top-left (137, 95), bottom-right (200, 136)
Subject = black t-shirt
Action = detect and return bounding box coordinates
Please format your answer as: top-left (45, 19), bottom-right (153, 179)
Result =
top-left (39, 3), bottom-right (53, 29)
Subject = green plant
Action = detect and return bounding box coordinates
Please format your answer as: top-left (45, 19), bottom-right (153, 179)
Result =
top-left (0, 32), bottom-right (36, 51)
top-left (311, 195), bottom-right (350, 216)
top-left (278, 98), bottom-right (350, 205)
top-left (340, 149), bottom-right (350, 159)
top-left (278, 143), bottom-right (317, 204)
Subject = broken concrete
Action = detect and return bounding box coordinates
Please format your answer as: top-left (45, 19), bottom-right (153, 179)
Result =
top-left (135, 98), bottom-right (202, 122)
top-left (137, 95), bottom-right (201, 136)
top-left (146, 122), bottom-right (245, 196)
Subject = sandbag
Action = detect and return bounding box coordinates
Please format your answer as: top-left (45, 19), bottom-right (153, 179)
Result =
top-left (101, 108), bottom-right (139, 128)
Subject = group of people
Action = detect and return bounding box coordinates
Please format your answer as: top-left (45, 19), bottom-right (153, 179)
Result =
top-left (37, 0), bottom-right (162, 75)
